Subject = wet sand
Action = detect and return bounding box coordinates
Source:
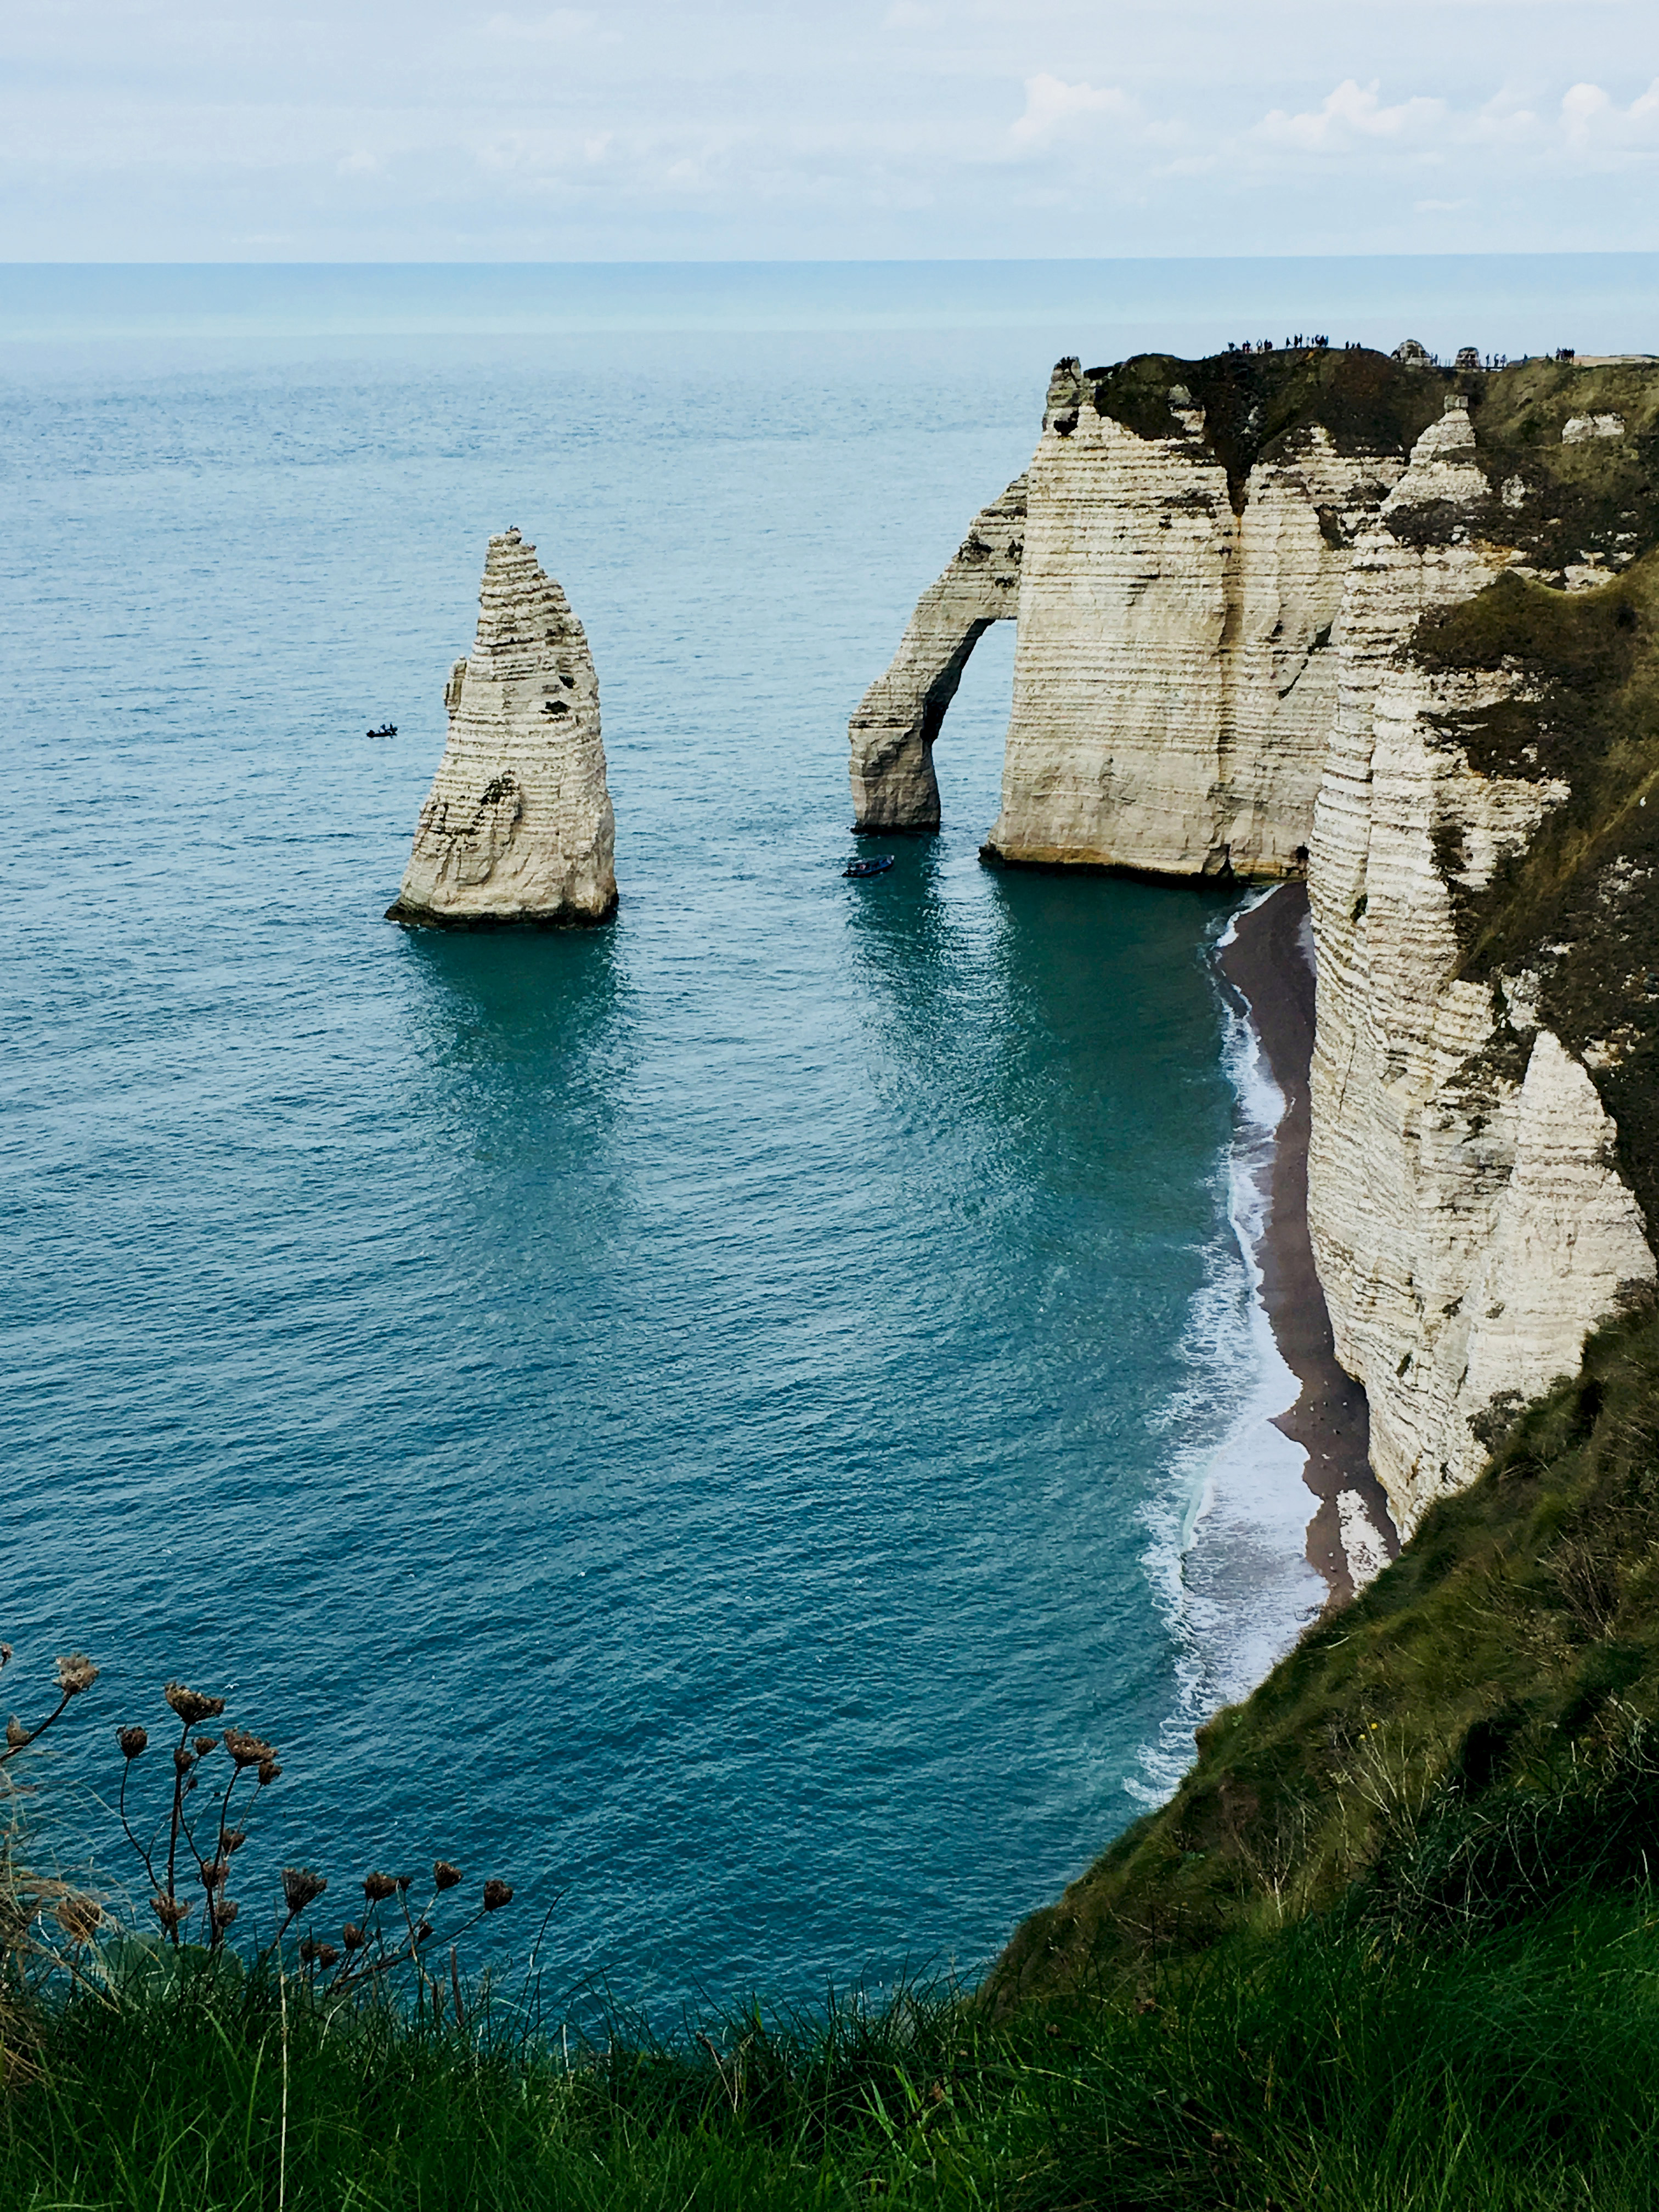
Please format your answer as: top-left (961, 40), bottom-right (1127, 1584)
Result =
top-left (1215, 883), bottom-right (1399, 1604)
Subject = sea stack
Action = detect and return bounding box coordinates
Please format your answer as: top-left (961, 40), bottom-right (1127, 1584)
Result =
top-left (387, 530), bottom-right (617, 928)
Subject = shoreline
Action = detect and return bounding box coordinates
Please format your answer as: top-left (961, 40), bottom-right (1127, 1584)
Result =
top-left (1215, 883), bottom-right (1399, 1604)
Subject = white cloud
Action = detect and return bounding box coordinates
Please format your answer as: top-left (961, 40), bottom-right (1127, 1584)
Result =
top-left (1562, 77), bottom-right (1659, 144)
top-left (1009, 72), bottom-right (1132, 150)
top-left (3, 1), bottom-right (1659, 258)
top-left (1257, 79), bottom-right (1447, 151)
top-left (1250, 72), bottom-right (1659, 176)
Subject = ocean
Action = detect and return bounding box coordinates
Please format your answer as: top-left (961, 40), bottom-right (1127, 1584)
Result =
top-left (5, 257), bottom-right (1652, 2017)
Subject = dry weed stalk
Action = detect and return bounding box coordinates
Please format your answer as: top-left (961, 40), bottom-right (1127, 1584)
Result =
top-left (3, 1636), bottom-right (517, 2017)
top-left (112, 1674), bottom-right (515, 1998)
top-left (1, 1646), bottom-right (108, 2081)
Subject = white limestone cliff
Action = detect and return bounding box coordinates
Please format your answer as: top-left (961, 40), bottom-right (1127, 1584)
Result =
top-left (849, 476), bottom-right (1025, 832)
top-left (854, 361), bottom-right (1405, 873)
top-left (854, 356), bottom-right (1659, 1534)
top-left (1306, 401), bottom-right (1655, 1532)
top-left (986, 364), bottom-right (1407, 875)
top-left (388, 530), bottom-right (617, 928)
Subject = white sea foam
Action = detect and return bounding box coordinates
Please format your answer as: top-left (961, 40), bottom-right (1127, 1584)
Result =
top-left (1338, 1490), bottom-right (1389, 1592)
top-left (1132, 891), bottom-right (1325, 1805)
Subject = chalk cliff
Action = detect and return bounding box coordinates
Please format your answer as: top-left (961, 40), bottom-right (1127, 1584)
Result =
top-left (854, 350), bottom-right (1440, 872)
top-left (388, 530), bottom-right (617, 928)
top-left (985, 358), bottom-right (1416, 876)
top-left (857, 347), bottom-right (1659, 1536)
top-left (1307, 370), bottom-right (1659, 1531)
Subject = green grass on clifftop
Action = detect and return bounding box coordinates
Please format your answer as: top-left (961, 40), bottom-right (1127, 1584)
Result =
top-left (1084, 347), bottom-right (1445, 506)
top-left (8, 1891), bottom-right (1659, 2210)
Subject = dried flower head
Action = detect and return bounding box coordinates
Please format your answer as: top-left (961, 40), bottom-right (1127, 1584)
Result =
top-left (222, 1726), bottom-right (275, 1770)
top-left (433, 1860), bottom-right (463, 1892)
top-left (56, 1895), bottom-right (103, 1945)
top-left (257, 1759), bottom-right (282, 1788)
top-left (185, 1775), bottom-right (199, 1793)
top-left (298, 1936), bottom-right (320, 1965)
top-left (482, 1880), bottom-right (514, 1913)
top-left (119, 1725), bottom-right (149, 1760)
top-left (415, 1921), bottom-right (433, 1945)
top-left (200, 1859), bottom-right (229, 1891)
top-left (174, 1747), bottom-right (194, 1773)
top-left (282, 1866), bottom-right (328, 1914)
top-left (193, 1735), bottom-right (219, 1756)
top-left (317, 1943), bottom-right (340, 1970)
top-left (396, 1875), bottom-right (413, 1894)
top-left (55, 1653), bottom-right (98, 1698)
top-left (223, 1828), bottom-right (247, 1854)
top-left (5, 1718), bottom-right (26, 1751)
top-left (362, 1872), bottom-right (398, 1904)
top-left (150, 1895), bottom-right (190, 1932)
top-left (164, 1682), bottom-right (227, 1727)
top-left (216, 1899), bottom-right (240, 1929)
top-left (341, 1923), bottom-right (366, 1951)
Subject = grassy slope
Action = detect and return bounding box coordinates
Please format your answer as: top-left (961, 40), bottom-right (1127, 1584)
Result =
top-left (994, 1312), bottom-right (1659, 2002)
top-left (9, 1895), bottom-right (1659, 2210)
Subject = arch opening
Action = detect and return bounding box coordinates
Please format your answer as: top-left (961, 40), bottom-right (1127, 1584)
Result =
top-left (848, 474), bottom-right (1025, 833)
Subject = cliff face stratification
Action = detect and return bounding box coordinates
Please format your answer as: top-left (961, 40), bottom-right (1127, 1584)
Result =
top-left (388, 530), bottom-right (616, 929)
top-left (849, 476), bottom-right (1025, 832)
top-left (1308, 370), bottom-right (1659, 1531)
top-left (986, 359), bottom-right (1419, 876)
top-left (854, 350), bottom-right (1443, 872)
top-left (857, 348), bottom-right (1659, 1536)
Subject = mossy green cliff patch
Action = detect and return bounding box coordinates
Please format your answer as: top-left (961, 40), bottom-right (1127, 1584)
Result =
top-left (1415, 552), bottom-right (1659, 1236)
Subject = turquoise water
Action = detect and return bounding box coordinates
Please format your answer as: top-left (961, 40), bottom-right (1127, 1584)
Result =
top-left (14, 259), bottom-right (1596, 2013)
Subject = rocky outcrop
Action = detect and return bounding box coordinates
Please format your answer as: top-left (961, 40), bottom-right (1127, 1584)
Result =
top-left (853, 351), bottom-right (1434, 872)
top-left (388, 530), bottom-right (616, 928)
top-left (1307, 390), bottom-right (1658, 1532)
top-left (849, 477), bottom-right (1025, 832)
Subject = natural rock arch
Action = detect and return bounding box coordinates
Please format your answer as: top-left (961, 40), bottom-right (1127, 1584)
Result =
top-left (847, 476), bottom-right (1025, 832)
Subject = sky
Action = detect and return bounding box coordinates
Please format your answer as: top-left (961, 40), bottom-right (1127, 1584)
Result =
top-left (3, 0), bottom-right (1658, 262)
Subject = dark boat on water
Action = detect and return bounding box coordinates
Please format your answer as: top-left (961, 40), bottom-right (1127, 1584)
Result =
top-left (843, 855), bottom-right (895, 879)
top-left (368, 722), bottom-right (398, 738)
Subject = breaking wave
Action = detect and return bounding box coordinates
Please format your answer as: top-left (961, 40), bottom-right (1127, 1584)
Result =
top-left (1132, 892), bottom-right (1325, 1805)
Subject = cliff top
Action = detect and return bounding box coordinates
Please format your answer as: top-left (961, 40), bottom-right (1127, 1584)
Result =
top-left (1077, 346), bottom-right (1659, 514)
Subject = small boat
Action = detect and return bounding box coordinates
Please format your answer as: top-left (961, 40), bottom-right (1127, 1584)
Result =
top-left (843, 855), bottom-right (895, 879)
top-left (367, 722), bottom-right (398, 739)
